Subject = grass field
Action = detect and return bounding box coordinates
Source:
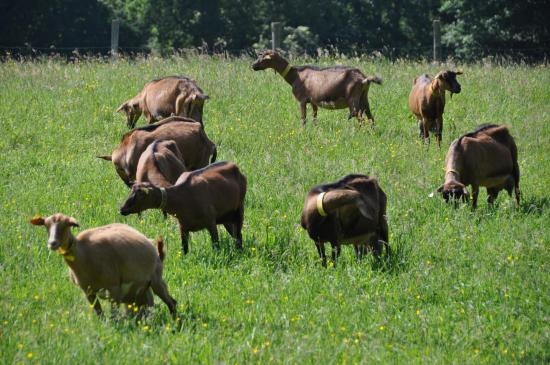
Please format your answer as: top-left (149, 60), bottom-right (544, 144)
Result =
top-left (1, 55), bottom-right (549, 364)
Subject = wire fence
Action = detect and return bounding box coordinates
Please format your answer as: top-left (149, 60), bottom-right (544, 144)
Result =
top-left (1, 44), bottom-right (549, 63)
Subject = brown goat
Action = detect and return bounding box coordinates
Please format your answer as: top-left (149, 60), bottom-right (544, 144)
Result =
top-left (408, 70), bottom-right (462, 147)
top-left (30, 213), bottom-right (177, 318)
top-left (98, 116), bottom-right (217, 187)
top-left (252, 50), bottom-right (382, 125)
top-left (300, 174), bottom-right (389, 267)
top-left (120, 161), bottom-right (247, 255)
top-left (117, 76), bottom-right (208, 128)
top-left (436, 124), bottom-right (521, 209)
top-left (136, 140), bottom-right (187, 187)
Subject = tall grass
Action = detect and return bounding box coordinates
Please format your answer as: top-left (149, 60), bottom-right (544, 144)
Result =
top-left (1, 55), bottom-right (549, 363)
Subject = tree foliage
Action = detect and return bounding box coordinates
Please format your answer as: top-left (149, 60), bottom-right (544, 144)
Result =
top-left (1, 0), bottom-right (548, 60)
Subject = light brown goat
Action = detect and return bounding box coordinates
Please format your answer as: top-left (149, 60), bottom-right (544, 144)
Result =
top-left (30, 213), bottom-right (177, 317)
top-left (117, 76), bottom-right (208, 128)
top-left (436, 124), bottom-right (521, 209)
top-left (252, 50), bottom-right (382, 125)
top-left (301, 174), bottom-right (389, 267)
top-left (408, 71), bottom-right (462, 147)
top-left (98, 117), bottom-right (217, 187)
top-left (120, 161), bottom-right (247, 255)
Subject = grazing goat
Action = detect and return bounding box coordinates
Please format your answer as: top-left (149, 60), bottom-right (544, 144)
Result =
top-left (117, 76), bottom-right (208, 128)
top-left (436, 124), bottom-right (521, 209)
top-left (252, 50), bottom-right (382, 125)
top-left (30, 213), bottom-right (177, 318)
top-left (120, 161), bottom-right (247, 255)
top-left (136, 140), bottom-right (187, 187)
top-left (408, 70), bottom-right (462, 147)
top-left (98, 116), bottom-right (217, 187)
top-left (301, 174), bottom-right (389, 267)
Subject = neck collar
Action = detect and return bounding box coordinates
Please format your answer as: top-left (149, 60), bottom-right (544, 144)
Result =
top-left (280, 64), bottom-right (292, 78)
top-left (445, 168), bottom-right (460, 179)
top-left (316, 192), bottom-right (328, 217)
top-left (57, 239), bottom-right (75, 262)
top-left (159, 187), bottom-right (167, 211)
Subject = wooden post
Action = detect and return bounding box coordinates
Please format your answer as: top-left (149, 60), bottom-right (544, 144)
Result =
top-left (271, 22), bottom-right (281, 51)
top-left (433, 19), bottom-right (441, 62)
top-left (111, 19), bottom-right (120, 57)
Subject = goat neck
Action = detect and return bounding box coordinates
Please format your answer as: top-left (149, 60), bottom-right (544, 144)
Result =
top-left (273, 56), bottom-right (296, 85)
top-left (160, 184), bottom-right (187, 216)
top-left (429, 78), bottom-right (446, 100)
top-left (443, 148), bottom-right (464, 185)
top-left (59, 234), bottom-right (78, 263)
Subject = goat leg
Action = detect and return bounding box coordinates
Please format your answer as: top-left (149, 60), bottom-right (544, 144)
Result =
top-left (436, 117), bottom-right (443, 148)
top-left (330, 242), bottom-right (341, 265)
top-left (207, 224), bottom-right (220, 250)
top-left (179, 225), bottom-right (189, 255)
top-left (312, 104), bottom-right (318, 124)
top-left (315, 241), bottom-right (327, 267)
top-left (300, 101), bottom-right (307, 126)
top-left (423, 119), bottom-right (430, 145)
top-left (151, 276), bottom-right (178, 319)
top-left (471, 185), bottom-right (480, 210)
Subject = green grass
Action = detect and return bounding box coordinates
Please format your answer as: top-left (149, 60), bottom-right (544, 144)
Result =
top-left (1, 55), bottom-right (549, 364)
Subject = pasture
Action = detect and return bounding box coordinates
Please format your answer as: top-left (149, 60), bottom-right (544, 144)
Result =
top-left (1, 55), bottom-right (549, 363)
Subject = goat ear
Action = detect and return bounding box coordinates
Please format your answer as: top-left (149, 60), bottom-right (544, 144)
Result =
top-left (97, 155), bottom-right (112, 161)
top-left (455, 71), bottom-right (463, 75)
top-left (436, 185), bottom-right (444, 193)
top-left (68, 217), bottom-right (80, 227)
top-left (30, 215), bottom-right (45, 226)
top-left (263, 54), bottom-right (272, 60)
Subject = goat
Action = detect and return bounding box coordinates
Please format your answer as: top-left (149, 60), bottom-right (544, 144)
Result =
top-left (252, 50), bottom-right (382, 126)
top-left (117, 76), bottom-right (208, 128)
top-left (300, 174), bottom-right (389, 267)
top-left (120, 161), bottom-right (247, 255)
top-left (135, 140), bottom-right (187, 187)
top-left (408, 70), bottom-right (462, 147)
top-left (30, 213), bottom-right (177, 318)
top-left (98, 116), bottom-right (217, 187)
top-left (436, 124), bottom-right (521, 209)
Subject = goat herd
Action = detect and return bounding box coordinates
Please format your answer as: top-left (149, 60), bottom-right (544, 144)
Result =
top-left (30, 51), bottom-right (522, 319)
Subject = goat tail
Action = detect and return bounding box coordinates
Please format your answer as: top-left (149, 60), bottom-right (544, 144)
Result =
top-left (97, 155), bottom-right (112, 161)
top-left (156, 236), bottom-right (166, 261)
top-left (363, 76), bottom-right (383, 86)
top-left (210, 144), bottom-right (217, 163)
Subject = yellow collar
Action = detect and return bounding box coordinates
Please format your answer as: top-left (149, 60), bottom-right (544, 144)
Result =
top-left (280, 64), bottom-right (292, 78)
top-left (57, 246), bottom-right (75, 262)
top-left (316, 192), bottom-right (328, 217)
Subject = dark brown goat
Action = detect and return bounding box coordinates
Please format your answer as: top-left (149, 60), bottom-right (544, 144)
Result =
top-left (301, 174), bottom-right (389, 267)
top-left (117, 76), bottom-right (208, 128)
top-left (408, 71), bottom-right (462, 147)
top-left (120, 161), bottom-right (247, 254)
top-left (30, 213), bottom-right (177, 318)
top-left (98, 117), bottom-right (216, 187)
top-left (437, 124), bottom-right (521, 209)
top-left (252, 50), bottom-right (382, 125)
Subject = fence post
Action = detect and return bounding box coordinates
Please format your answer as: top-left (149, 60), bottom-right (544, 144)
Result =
top-left (111, 19), bottom-right (120, 57)
top-left (433, 19), bottom-right (441, 62)
top-left (271, 22), bottom-right (281, 51)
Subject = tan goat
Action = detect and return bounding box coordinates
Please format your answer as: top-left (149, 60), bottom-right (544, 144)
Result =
top-left (437, 124), bottom-right (521, 209)
top-left (252, 50), bottom-right (382, 125)
top-left (301, 174), bottom-right (389, 267)
top-left (98, 116), bottom-right (216, 187)
top-left (120, 161), bottom-right (247, 255)
top-left (408, 70), bottom-right (462, 147)
top-left (117, 76), bottom-right (208, 128)
top-left (30, 213), bottom-right (177, 318)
